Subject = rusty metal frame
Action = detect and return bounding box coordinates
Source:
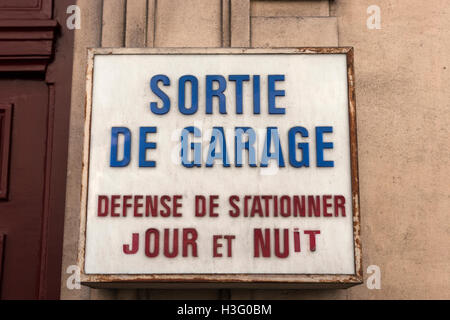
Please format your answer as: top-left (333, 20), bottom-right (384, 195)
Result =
top-left (78, 47), bottom-right (362, 288)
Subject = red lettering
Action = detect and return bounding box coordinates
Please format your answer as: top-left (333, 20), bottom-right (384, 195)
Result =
top-left (123, 233), bottom-right (139, 254)
top-left (244, 195), bottom-right (251, 217)
top-left (145, 196), bottom-right (158, 217)
top-left (304, 230), bottom-right (321, 252)
top-left (294, 228), bottom-right (301, 252)
top-left (224, 235), bottom-right (235, 257)
top-left (195, 195), bottom-right (206, 217)
top-left (308, 195), bottom-right (320, 217)
top-left (97, 195), bottom-right (109, 217)
top-left (160, 195), bottom-right (171, 217)
top-left (173, 195), bottom-right (183, 217)
top-left (213, 235), bottom-right (222, 257)
top-left (134, 195), bottom-right (143, 217)
top-left (334, 195), bottom-right (346, 217)
top-left (163, 228), bottom-right (178, 258)
top-left (182, 228), bottom-right (198, 257)
top-left (323, 195), bottom-right (332, 217)
top-left (250, 196), bottom-right (263, 217)
top-left (122, 195), bottom-right (132, 217)
top-left (209, 195), bottom-right (219, 217)
top-left (293, 195), bottom-right (305, 217)
top-left (274, 229), bottom-right (289, 258)
top-left (228, 195), bottom-right (240, 217)
top-left (145, 228), bottom-right (159, 257)
top-left (261, 195), bottom-right (272, 217)
top-left (280, 195), bottom-right (291, 217)
top-left (111, 195), bottom-right (120, 217)
top-left (254, 228), bottom-right (270, 257)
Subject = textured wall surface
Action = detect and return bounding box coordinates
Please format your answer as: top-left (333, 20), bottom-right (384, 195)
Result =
top-left (61, 0), bottom-right (450, 299)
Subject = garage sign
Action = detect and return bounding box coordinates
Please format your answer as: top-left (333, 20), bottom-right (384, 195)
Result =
top-left (78, 48), bottom-right (362, 287)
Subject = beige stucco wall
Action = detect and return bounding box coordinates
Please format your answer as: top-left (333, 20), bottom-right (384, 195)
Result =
top-left (61, 0), bottom-right (450, 299)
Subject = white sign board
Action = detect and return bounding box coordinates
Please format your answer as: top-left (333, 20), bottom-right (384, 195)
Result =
top-left (79, 48), bottom-right (361, 287)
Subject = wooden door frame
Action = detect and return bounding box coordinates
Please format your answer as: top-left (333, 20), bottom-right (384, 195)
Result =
top-left (0, 0), bottom-right (74, 299)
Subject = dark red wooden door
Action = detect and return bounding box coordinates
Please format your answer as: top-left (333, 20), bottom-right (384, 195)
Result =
top-left (0, 0), bottom-right (74, 299)
top-left (0, 80), bottom-right (49, 299)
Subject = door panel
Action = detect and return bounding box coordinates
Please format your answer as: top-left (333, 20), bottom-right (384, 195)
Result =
top-left (0, 103), bottom-right (12, 199)
top-left (0, 79), bottom-right (48, 299)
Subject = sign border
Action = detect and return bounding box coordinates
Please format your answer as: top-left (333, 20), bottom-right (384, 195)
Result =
top-left (77, 47), bottom-right (362, 288)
